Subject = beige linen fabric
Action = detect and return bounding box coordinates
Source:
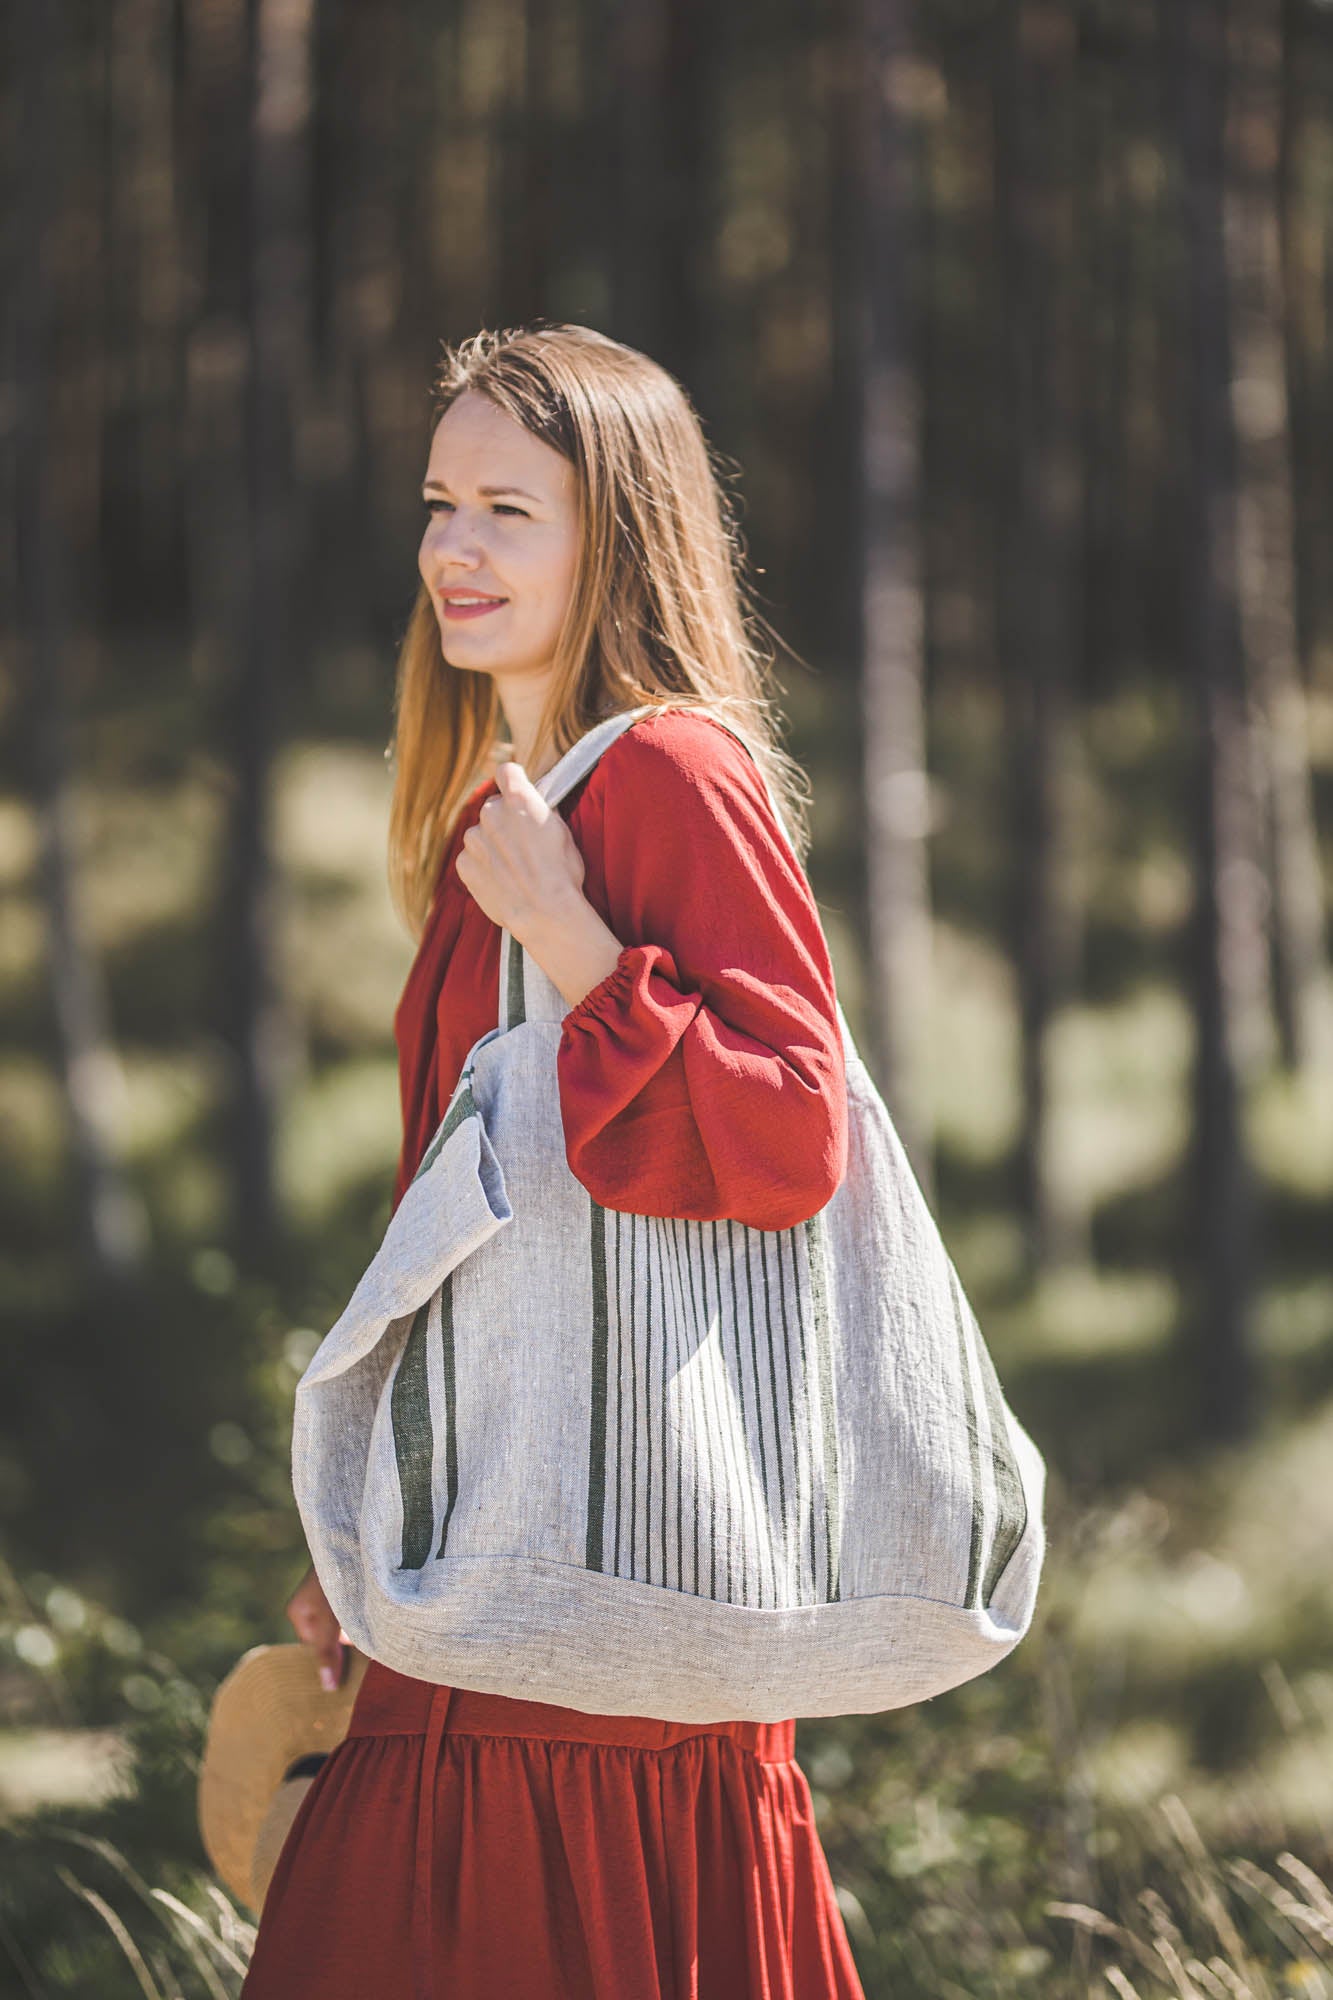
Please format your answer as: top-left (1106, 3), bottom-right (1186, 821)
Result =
top-left (291, 706), bottom-right (1047, 1721)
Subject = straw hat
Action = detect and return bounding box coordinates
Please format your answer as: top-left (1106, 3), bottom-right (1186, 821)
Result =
top-left (197, 1642), bottom-right (370, 1914)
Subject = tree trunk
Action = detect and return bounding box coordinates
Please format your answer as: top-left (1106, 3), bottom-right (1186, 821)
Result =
top-left (13, 0), bottom-right (149, 1285)
top-left (313, 0), bottom-right (408, 660)
top-left (1279, 0), bottom-right (1333, 669)
top-left (1079, 2), bottom-right (1156, 699)
top-left (993, 0), bottom-right (1086, 1276)
top-left (234, 0), bottom-right (316, 1264)
top-left (608, 0), bottom-right (666, 355)
top-left (1228, 0), bottom-right (1327, 1077)
top-left (824, 0), bottom-right (869, 687)
top-left (608, 0), bottom-right (715, 406)
top-left (856, 0), bottom-right (934, 1200)
top-left (511, 0), bottom-right (558, 312)
top-left (1168, 0), bottom-right (1264, 1444)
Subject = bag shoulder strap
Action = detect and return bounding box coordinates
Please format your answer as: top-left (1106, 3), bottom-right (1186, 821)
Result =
top-left (496, 705), bottom-right (853, 1058)
top-left (495, 706), bottom-right (653, 1032)
top-left (528, 704), bottom-right (661, 812)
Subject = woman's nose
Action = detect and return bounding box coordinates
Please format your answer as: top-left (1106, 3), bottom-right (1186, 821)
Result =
top-left (427, 511), bottom-right (484, 563)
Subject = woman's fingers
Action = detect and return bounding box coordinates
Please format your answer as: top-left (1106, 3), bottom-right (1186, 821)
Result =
top-left (316, 1642), bottom-right (346, 1692)
top-left (457, 759), bottom-right (585, 933)
top-left (285, 1562), bottom-right (346, 1691)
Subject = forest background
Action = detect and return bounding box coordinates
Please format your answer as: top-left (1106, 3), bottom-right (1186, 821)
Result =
top-left (2, 0), bottom-right (1332, 1994)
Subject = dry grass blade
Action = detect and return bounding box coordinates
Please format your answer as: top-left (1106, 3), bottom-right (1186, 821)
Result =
top-left (1224, 1856), bottom-right (1333, 1952)
top-left (150, 1889), bottom-right (249, 1984)
top-left (47, 1827), bottom-right (236, 1993)
top-left (1159, 1794), bottom-right (1254, 1969)
top-left (1046, 1900), bottom-right (1126, 1942)
top-left (1105, 1969), bottom-right (1146, 2000)
top-left (54, 1863), bottom-right (165, 2000)
top-left (1201, 1954), bottom-right (1266, 1998)
top-left (1268, 1901), bottom-right (1333, 1949)
top-left (1141, 1887), bottom-right (1190, 1948)
top-left (1180, 1955), bottom-right (1238, 1999)
top-left (1045, 1901), bottom-right (1166, 1977)
top-left (1223, 1858), bottom-right (1319, 1980)
top-left (1152, 1931), bottom-right (1206, 1998)
top-left (200, 1882), bottom-right (256, 1956)
top-left (151, 1917), bottom-right (229, 2000)
top-left (50, 1827), bottom-right (192, 1928)
top-left (1259, 1661), bottom-right (1305, 1736)
top-left (51, 1828), bottom-right (149, 1884)
top-left (1279, 1856), bottom-right (1333, 1928)
top-left (145, 1942), bottom-right (177, 1997)
top-left (1160, 1795), bottom-right (1214, 1866)
top-left (1227, 1858), bottom-right (1333, 1965)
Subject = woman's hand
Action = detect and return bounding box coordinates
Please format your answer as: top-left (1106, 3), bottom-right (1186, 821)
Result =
top-left (455, 757), bottom-right (587, 943)
top-left (285, 1562), bottom-right (348, 1692)
top-left (456, 757), bottom-right (626, 1009)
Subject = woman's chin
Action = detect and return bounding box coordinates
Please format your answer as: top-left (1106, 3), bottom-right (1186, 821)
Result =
top-left (439, 643), bottom-right (502, 673)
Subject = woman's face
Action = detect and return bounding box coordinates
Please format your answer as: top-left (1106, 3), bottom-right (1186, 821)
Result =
top-left (419, 390), bottom-right (582, 704)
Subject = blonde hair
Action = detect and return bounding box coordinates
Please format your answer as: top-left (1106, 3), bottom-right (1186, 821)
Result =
top-left (386, 322), bottom-right (813, 939)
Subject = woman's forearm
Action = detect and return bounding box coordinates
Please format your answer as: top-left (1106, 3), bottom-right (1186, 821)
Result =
top-left (518, 892), bottom-right (625, 1014)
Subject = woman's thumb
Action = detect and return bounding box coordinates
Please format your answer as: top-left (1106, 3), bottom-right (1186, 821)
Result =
top-left (317, 1636), bottom-right (345, 1692)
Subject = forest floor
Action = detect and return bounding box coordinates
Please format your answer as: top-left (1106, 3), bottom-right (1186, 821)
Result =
top-left (0, 674), bottom-right (1331, 1997)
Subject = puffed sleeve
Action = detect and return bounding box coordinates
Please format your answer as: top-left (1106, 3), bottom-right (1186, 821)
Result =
top-left (556, 710), bottom-right (847, 1231)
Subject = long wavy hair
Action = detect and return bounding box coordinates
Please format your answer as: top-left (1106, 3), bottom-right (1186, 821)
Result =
top-left (386, 322), bottom-right (813, 939)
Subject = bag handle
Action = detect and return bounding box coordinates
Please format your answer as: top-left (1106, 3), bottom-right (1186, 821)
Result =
top-left (495, 705), bottom-right (657, 1032)
top-left (494, 704), bottom-right (850, 1051)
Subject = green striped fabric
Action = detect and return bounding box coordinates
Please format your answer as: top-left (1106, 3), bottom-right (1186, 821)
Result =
top-left (948, 1262), bottom-right (1029, 1612)
top-left (390, 1300), bottom-right (434, 1571)
top-left (581, 1202), bottom-right (844, 1607)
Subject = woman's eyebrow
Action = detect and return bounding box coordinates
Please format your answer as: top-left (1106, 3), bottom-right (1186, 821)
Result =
top-left (422, 479), bottom-right (541, 502)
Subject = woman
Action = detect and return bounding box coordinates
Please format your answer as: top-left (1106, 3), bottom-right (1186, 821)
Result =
top-left (241, 323), bottom-right (866, 1999)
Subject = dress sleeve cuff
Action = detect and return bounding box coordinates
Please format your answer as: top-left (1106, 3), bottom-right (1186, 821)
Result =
top-left (562, 944), bottom-right (643, 1026)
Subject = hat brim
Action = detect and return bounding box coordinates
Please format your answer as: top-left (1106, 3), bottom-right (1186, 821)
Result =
top-left (197, 1643), bottom-right (369, 1913)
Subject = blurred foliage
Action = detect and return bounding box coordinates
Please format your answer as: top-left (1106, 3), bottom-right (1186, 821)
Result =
top-left (0, 668), bottom-right (1331, 1994)
top-left (4, 0), bottom-right (1333, 1980)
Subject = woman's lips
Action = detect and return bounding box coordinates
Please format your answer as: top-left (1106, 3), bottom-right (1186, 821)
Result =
top-left (439, 595), bottom-right (507, 621)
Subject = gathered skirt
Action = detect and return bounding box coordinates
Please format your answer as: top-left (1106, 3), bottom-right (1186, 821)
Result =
top-left (238, 1657), bottom-right (867, 1999)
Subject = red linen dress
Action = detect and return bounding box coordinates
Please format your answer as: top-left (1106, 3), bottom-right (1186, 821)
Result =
top-left (240, 706), bottom-right (866, 2000)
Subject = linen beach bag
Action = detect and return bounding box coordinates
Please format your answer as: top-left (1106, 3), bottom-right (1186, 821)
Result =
top-left (292, 704), bottom-right (1048, 1722)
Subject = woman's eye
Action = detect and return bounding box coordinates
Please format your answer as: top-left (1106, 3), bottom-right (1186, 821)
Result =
top-left (423, 499), bottom-right (527, 518)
